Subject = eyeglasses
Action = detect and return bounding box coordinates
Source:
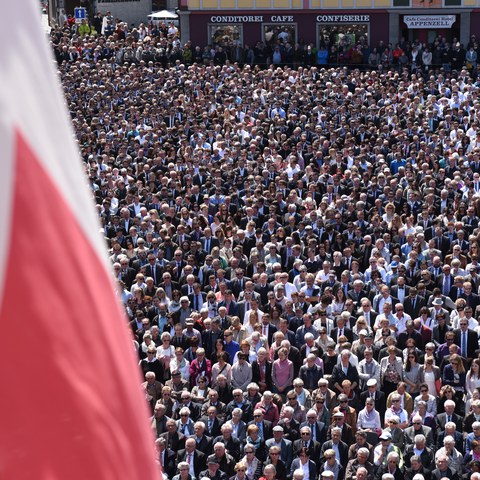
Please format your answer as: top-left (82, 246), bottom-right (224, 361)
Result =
top-left (245, 451), bottom-right (254, 454)
top-left (253, 414), bottom-right (262, 417)
top-left (180, 414), bottom-right (189, 417)
top-left (301, 432), bottom-right (310, 436)
top-left (420, 389), bottom-right (428, 393)
top-left (340, 400), bottom-right (348, 403)
top-left (392, 399), bottom-right (400, 403)
top-left (270, 453), bottom-right (279, 456)
top-left (324, 456), bottom-right (334, 460)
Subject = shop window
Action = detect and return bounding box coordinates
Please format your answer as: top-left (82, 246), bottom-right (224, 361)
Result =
top-left (393, 0), bottom-right (410, 5)
top-left (263, 24), bottom-right (297, 47)
top-left (318, 23), bottom-right (369, 50)
top-left (209, 24), bottom-right (243, 47)
top-left (444, 0), bottom-right (461, 4)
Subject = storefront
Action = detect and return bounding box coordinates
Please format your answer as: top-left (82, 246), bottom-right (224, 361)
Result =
top-left (399, 14), bottom-right (460, 43)
top-left (188, 12), bottom-right (389, 49)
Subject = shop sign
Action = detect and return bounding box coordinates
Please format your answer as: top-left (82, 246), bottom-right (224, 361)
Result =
top-left (404, 15), bottom-right (456, 28)
top-left (210, 15), bottom-right (264, 22)
top-left (270, 15), bottom-right (294, 22)
top-left (316, 15), bottom-right (370, 23)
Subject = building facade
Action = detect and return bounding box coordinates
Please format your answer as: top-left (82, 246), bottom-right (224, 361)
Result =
top-left (178, 0), bottom-right (480, 51)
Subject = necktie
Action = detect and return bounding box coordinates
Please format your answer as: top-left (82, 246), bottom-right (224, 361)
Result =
top-left (206, 239), bottom-right (210, 252)
top-left (187, 453), bottom-right (192, 466)
top-left (263, 325), bottom-right (267, 336)
top-left (447, 415), bottom-right (451, 423)
top-left (310, 423), bottom-right (315, 441)
top-left (246, 302), bottom-right (250, 311)
top-left (462, 331), bottom-right (467, 357)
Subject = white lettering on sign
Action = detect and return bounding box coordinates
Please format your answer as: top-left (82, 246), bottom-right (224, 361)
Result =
top-left (270, 15), bottom-right (294, 22)
top-left (210, 15), bottom-right (264, 23)
top-left (316, 15), bottom-right (370, 23)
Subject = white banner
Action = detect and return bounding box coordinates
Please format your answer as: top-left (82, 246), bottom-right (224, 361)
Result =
top-left (404, 15), bottom-right (456, 29)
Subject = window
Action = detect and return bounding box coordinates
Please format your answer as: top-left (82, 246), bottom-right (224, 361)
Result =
top-left (317, 23), bottom-right (369, 50)
top-left (263, 24), bottom-right (297, 47)
top-left (393, 0), bottom-right (410, 6)
top-left (209, 24), bottom-right (243, 47)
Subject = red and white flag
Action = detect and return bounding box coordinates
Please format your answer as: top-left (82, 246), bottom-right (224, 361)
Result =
top-left (0, 4), bottom-right (159, 479)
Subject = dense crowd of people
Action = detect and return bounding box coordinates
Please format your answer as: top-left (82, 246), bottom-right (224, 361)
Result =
top-left (51, 10), bottom-right (480, 480)
top-left (53, 11), bottom-right (480, 70)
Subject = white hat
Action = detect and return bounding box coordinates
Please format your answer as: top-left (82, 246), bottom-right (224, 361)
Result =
top-left (432, 298), bottom-right (443, 306)
top-left (366, 379), bottom-right (377, 387)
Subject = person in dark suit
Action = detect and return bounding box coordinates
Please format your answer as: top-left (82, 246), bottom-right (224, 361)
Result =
top-left (403, 288), bottom-right (426, 319)
top-left (330, 316), bottom-right (354, 344)
top-left (200, 408), bottom-right (224, 439)
top-left (177, 437), bottom-right (207, 477)
top-left (454, 323), bottom-right (479, 359)
top-left (331, 351), bottom-right (359, 392)
top-left (251, 356), bottom-right (273, 392)
top-left (327, 412), bottom-right (355, 446)
top-left (199, 458), bottom-right (228, 480)
top-left (462, 282), bottom-right (480, 311)
top-left (300, 413), bottom-right (327, 445)
top-left (320, 430), bottom-right (349, 465)
top-left (160, 419), bottom-right (186, 452)
top-left (289, 448), bottom-right (317, 480)
top-left (359, 379), bottom-right (386, 419)
top-left (155, 437), bottom-right (178, 479)
top-left (248, 410), bottom-right (273, 442)
top-left (292, 426), bottom-right (321, 459)
top-left (265, 428), bottom-right (293, 470)
top-left (436, 399), bottom-right (464, 433)
top-left (189, 423), bottom-right (213, 456)
top-left (431, 456), bottom-right (458, 480)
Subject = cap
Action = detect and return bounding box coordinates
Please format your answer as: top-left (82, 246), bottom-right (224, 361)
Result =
top-left (366, 379), bottom-right (377, 387)
top-left (273, 426), bottom-right (284, 432)
top-left (172, 371), bottom-right (181, 377)
top-left (186, 318), bottom-right (194, 325)
top-left (379, 431), bottom-right (392, 440)
top-left (432, 298), bottom-right (443, 306)
top-left (321, 472), bottom-right (334, 478)
top-left (333, 412), bottom-right (344, 418)
top-left (359, 329), bottom-right (368, 336)
top-left (390, 261), bottom-right (398, 268)
top-left (208, 458), bottom-right (220, 465)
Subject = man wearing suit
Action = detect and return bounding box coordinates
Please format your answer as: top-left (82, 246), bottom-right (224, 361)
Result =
top-left (462, 282), bottom-right (480, 311)
top-left (200, 406), bottom-right (224, 439)
top-left (372, 286), bottom-right (399, 314)
top-left (348, 280), bottom-right (369, 307)
top-left (158, 272), bottom-right (180, 300)
top-left (145, 254), bottom-right (164, 286)
top-left (177, 437), bottom-right (206, 478)
top-left (331, 351), bottom-right (359, 393)
top-left (300, 409), bottom-right (327, 445)
top-left (260, 315), bottom-right (277, 347)
top-left (330, 314), bottom-right (354, 343)
top-left (189, 422), bottom-right (213, 455)
top-left (360, 379), bottom-right (386, 419)
top-left (454, 320), bottom-right (479, 360)
top-left (265, 426), bottom-right (293, 469)
top-left (213, 424), bottom-right (242, 462)
top-left (160, 419), bottom-right (186, 452)
top-left (403, 287), bottom-right (426, 320)
top-left (293, 426), bottom-right (321, 459)
top-left (189, 283), bottom-right (207, 312)
top-left (436, 400), bottom-right (463, 433)
top-left (156, 437), bottom-right (177, 479)
top-left (248, 409), bottom-right (273, 441)
top-left (201, 228), bottom-right (220, 255)
top-left (320, 427), bottom-right (349, 465)
top-left (218, 291), bottom-right (238, 317)
top-left (327, 412), bottom-right (355, 446)
top-left (403, 416), bottom-right (434, 450)
top-left (390, 278), bottom-right (410, 305)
